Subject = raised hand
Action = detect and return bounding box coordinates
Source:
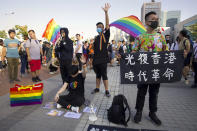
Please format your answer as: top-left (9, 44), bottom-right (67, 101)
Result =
top-left (102, 3), bottom-right (111, 12)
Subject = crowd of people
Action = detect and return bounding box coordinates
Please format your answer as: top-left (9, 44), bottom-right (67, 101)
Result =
top-left (0, 3), bottom-right (197, 126)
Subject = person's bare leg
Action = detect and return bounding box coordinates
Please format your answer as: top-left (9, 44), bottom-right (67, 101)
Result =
top-left (90, 59), bottom-right (93, 68)
top-left (103, 80), bottom-right (109, 90)
top-left (183, 66), bottom-right (189, 78)
top-left (103, 79), bottom-right (110, 97)
top-left (110, 59), bottom-right (114, 66)
top-left (32, 72), bottom-right (36, 78)
top-left (36, 70), bottom-right (40, 77)
top-left (183, 66), bottom-right (190, 84)
top-left (96, 78), bottom-right (101, 89)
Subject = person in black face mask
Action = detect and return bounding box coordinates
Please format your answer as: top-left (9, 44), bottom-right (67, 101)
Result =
top-left (54, 59), bottom-right (87, 113)
top-left (55, 28), bottom-right (73, 84)
top-left (132, 11), bottom-right (168, 126)
top-left (91, 3), bottom-right (111, 97)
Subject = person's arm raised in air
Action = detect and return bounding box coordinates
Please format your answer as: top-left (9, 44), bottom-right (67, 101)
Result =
top-left (54, 82), bottom-right (68, 102)
top-left (79, 55), bottom-right (87, 78)
top-left (102, 3), bottom-right (111, 30)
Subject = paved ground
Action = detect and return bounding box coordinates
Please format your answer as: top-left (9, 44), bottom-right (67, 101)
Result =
top-left (0, 65), bottom-right (197, 131)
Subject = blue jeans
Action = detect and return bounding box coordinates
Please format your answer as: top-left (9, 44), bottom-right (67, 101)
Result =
top-left (20, 55), bottom-right (27, 74)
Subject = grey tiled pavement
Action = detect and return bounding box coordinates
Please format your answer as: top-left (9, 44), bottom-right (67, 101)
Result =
top-left (0, 65), bottom-right (197, 131)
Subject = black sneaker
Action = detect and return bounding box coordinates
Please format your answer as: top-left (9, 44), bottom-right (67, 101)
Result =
top-left (36, 76), bottom-right (42, 82)
top-left (134, 111), bottom-right (142, 123)
top-left (149, 112), bottom-right (162, 126)
top-left (32, 77), bottom-right (37, 83)
top-left (15, 78), bottom-right (21, 82)
top-left (91, 88), bottom-right (100, 94)
top-left (105, 90), bottom-right (111, 97)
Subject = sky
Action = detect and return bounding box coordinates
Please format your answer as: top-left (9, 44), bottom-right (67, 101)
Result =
top-left (0, 0), bottom-right (197, 40)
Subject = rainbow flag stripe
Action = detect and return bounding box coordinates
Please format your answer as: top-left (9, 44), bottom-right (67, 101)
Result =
top-left (110, 15), bottom-right (146, 37)
top-left (42, 18), bottom-right (60, 44)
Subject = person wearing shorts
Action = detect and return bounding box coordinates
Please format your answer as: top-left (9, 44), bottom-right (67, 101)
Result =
top-left (91, 3), bottom-right (111, 97)
top-left (26, 30), bottom-right (43, 82)
top-left (178, 30), bottom-right (191, 85)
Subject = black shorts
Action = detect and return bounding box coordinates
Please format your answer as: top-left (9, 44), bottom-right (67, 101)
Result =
top-left (93, 63), bottom-right (108, 80)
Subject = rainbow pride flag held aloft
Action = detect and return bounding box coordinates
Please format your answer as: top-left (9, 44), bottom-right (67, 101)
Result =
top-left (42, 18), bottom-right (61, 44)
top-left (10, 83), bottom-right (43, 107)
top-left (110, 15), bottom-right (146, 37)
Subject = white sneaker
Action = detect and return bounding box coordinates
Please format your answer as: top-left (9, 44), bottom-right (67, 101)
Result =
top-left (71, 106), bottom-right (79, 113)
top-left (49, 72), bottom-right (55, 75)
top-left (57, 104), bottom-right (62, 109)
top-left (185, 80), bottom-right (189, 85)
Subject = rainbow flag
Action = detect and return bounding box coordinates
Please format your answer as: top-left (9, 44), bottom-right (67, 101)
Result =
top-left (42, 18), bottom-right (61, 44)
top-left (110, 15), bottom-right (147, 37)
top-left (10, 83), bottom-right (43, 107)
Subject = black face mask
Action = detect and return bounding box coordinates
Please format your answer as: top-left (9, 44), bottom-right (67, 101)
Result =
top-left (71, 65), bottom-right (79, 76)
top-left (149, 21), bottom-right (158, 29)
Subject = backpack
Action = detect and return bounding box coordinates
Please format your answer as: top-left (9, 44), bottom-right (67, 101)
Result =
top-left (107, 94), bottom-right (131, 127)
top-left (29, 39), bottom-right (39, 44)
top-left (183, 39), bottom-right (193, 55)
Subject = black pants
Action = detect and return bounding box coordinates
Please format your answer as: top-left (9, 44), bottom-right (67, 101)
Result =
top-left (93, 63), bottom-right (108, 80)
top-left (135, 84), bottom-right (160, 113)
top-left (57, 93), bottom-right (85, 108)
top-left (76, 53), bottom-right (82, 71)
top-left (193, 62), bottom-right (197, 84)
top-left (59, 59), bottom-right (72, 83)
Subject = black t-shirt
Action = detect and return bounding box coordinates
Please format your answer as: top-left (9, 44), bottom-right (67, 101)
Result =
top-left (68, 73), bottom-right (85, 97)
top-left (93, 29), bottom-right (110, 65)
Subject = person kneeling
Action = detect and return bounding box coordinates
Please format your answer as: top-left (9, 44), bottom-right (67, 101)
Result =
top-left (54, 64), bottom-right (87, 113)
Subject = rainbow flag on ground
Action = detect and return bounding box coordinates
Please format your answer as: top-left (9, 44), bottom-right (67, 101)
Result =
top-left (42, 18), bottom-right (61, 44)
top-left (110, 15), bottom-right (146, 37)
top-left (10, 83), bottom-right (43, 107)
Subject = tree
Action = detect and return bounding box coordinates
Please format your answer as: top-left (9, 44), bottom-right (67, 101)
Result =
top-left (0, 30), bottom-right (8, 39)
top-left (14, 25), bottom-right (28, 39)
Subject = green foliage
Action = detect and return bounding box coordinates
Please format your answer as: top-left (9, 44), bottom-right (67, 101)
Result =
top-left (14, 25), bottom-right (28, 39)
top-left (0, 30), bottom-right (8, 39)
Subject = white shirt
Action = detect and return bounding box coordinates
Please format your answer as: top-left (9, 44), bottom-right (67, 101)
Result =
top-left (170, 42), bottom-right (179, 51)
top-left (123, 45), bottom-right (127, 53)
top-left (75, 40), bottom-right (83, 54)
top-left (20, 42), bottom-right (26, 51)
